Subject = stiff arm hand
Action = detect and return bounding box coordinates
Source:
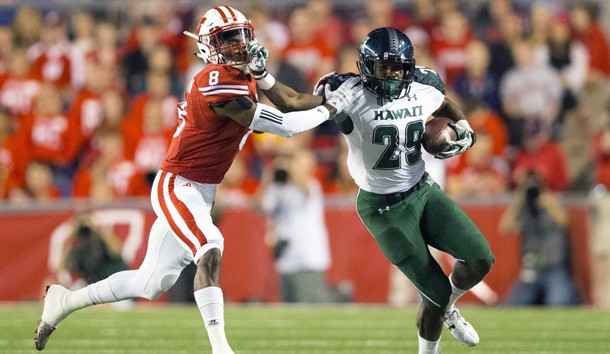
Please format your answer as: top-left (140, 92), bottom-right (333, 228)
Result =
top-left (313, 72), bottom-right (336, 95)
top-left (246, 40), bottom-right (268, 79)
top-left (322, 76), bottom-right (361, 115)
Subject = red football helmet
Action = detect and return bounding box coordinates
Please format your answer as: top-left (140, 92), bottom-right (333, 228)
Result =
top-left (184, 6), bottom-right (255, 66)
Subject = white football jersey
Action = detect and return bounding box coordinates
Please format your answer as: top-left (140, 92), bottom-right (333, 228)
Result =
top-left (338, 67), bottom-right (446, 194)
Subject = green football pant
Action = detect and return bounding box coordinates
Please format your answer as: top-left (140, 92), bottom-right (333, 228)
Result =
top-left (356, 175), bottom-right (495, 307)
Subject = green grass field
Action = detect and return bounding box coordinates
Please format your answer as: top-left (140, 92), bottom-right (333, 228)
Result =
top-left (1, 303), bottom-right (608, 353)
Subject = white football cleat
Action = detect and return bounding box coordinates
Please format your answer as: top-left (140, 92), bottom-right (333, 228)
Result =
top-left (35, 285), bottom-right (72, 350)
top-left (443, 306), bottom-right (479, 346)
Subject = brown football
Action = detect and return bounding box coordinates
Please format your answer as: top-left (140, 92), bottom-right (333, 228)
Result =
top-left (422, 117), bottom-right (457, 155)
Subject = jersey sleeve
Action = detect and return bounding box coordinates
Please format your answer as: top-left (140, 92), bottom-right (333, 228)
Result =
top-left (193, 65), bottom-right (252, 105)
top-left (413, 66), bottom-right (446, 95)
top-left (334, 112), bottom-right (354, 135)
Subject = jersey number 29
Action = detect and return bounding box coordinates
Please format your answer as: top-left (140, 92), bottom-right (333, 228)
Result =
top-left (372, 121), bottom-right (424, 169)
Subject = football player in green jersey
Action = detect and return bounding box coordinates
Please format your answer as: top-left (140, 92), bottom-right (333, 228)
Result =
top-left (315, 27), bottom-right (495, 353)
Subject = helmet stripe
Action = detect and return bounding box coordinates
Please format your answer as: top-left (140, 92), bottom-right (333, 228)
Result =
top-left (198, 17), bottom-right (207, 31)
top-left (388, 28), bottom-right (399, 52)
top-left (223, 6), bottom-right (237, 20)
top-left (214, 6), bottom-right (229, 23)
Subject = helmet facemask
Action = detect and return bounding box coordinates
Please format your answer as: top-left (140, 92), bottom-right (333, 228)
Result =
top-left (359, 56), bottom-right (415, 101)
top-left (205, 25), bottom-right (254, 65)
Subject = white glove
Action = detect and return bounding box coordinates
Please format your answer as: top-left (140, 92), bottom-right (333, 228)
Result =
top-left (434, 144), bottom-right (463, 159)
top-left (246, 40), bottom-right (268, 79)
top-left (313, 71), bottom-right (336, 95)
top-left (434, 120), bottom-right (476, 159)
top-left (324, 77), bottom-right (361, 114)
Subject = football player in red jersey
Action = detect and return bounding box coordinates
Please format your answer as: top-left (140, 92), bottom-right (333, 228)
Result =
top-left (35, 6), bottom-right (361, 353)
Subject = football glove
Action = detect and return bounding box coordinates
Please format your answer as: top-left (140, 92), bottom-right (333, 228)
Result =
top-left (313, 71), bottom-right (336, 95)
top-left (434, 120), bottom-right (476, 159)
top-left (324, 76), bottom-right (361, 114)
top-left (246, 40), bottom-right (269, 79)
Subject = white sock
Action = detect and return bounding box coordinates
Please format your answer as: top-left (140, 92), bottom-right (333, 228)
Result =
top-left (87, 278), bottom-right (120, 304)
top-left (418, 334), bottom-right (440, 354)
top-left (64, 287), bottom-right (94, 312)
top-left (195, 287), bottom-right (232, 352)
top-left (446, 275), bottom-right (467, 310)
top-left (87, 270), bottom-right (144, 304)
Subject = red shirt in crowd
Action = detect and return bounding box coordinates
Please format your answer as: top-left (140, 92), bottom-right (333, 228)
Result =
top-left (72, 159), bottom-right (149, 198)
top-left (122, 94), bottom-right (179, 138)
top-left (0, 134), bottom-right (30, 195)
top-left (574, 22), bottom-right (610, 76)
top-left (0, 73), bottom-right (40, 125)
top-left (14, 111), bottom-right (82, 166)
top-left (67, 89), bottom-right (104, 143)
top-left (592, 129), bottom-right (610, 187)
top-left (28, 41), bottom-right (86, 90)
top-left (512, 140), bottom-right (570, 191)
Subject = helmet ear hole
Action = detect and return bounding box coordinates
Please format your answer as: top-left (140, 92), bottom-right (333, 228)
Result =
top-left (196, 42), bottom-right (214, 63)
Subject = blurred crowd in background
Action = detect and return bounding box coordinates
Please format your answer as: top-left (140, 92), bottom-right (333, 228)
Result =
top-left (0, 0), bottom-right (608, 203)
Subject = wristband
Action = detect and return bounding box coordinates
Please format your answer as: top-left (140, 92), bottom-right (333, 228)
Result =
top-left (256, 72), bottom-right (276, 90)
top-left (316, 105), bottom-right (331, 120)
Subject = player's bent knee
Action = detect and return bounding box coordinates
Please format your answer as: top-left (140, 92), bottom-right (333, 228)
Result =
top-left (194, 239), bottom-right (224, 264)
top-left (137, 271), bottom-right (181, 300)
top-left (461, 255), bottom-right (495, 278)
top-left (454, 257), bottom-right (495, 279)
top-left (471, 257), bottom-right (495, 276)
top-left (144, 273), bottom-right (180, 300)
top-left (132, 259), bottom-right (185, 300)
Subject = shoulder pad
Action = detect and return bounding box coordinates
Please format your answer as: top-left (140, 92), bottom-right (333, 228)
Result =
top-left (413, 67), bottom-right (445, 94)
top-left (326, 72), bottom-right (359, 91)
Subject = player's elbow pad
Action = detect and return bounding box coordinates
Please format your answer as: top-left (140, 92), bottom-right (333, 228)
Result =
top-left (249, 103), bottom-right (330, 138)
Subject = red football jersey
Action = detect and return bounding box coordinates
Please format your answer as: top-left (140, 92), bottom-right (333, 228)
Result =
top-left (28, 41), bottom-right (86, 90)
top-left (160, 64), bottom-right (257, 184)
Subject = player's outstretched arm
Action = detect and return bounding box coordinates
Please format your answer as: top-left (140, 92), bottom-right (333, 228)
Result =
top-left (263, 80), bottom-right (326, 112)
top-left (212, 77), bottom-right (360, 138)
top-left (212, 97), bottom-right (330, 138)
top-left (246, 40), bottom-right (325, 112)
